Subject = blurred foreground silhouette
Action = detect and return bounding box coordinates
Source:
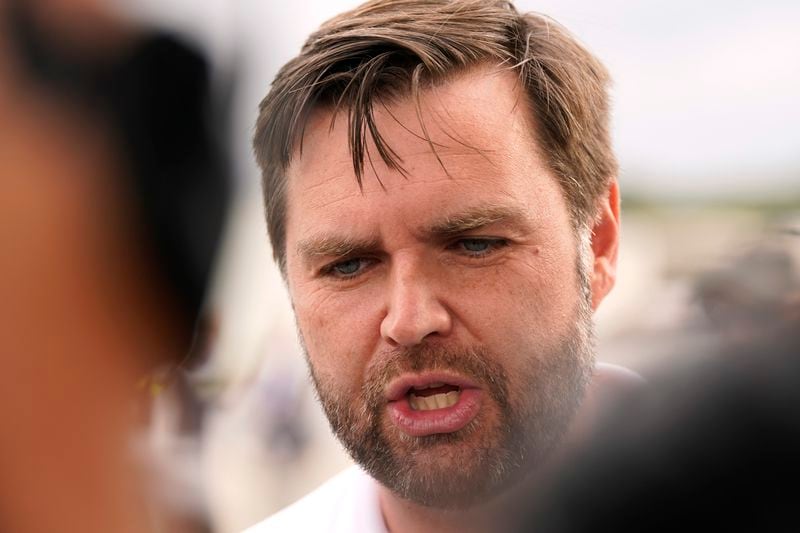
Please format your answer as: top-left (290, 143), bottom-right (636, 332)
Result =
top-left (0, 1), bottom-right (230, 531)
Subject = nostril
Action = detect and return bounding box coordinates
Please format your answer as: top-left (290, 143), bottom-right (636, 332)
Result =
top-left (381, 276), bottom-right (453, 346)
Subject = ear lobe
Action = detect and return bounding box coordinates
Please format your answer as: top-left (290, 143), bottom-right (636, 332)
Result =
top-left (589, 179), bottom-right (621, 311)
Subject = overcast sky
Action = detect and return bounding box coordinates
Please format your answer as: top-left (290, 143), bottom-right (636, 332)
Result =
top-left (121, 0), bottom-right (800, 199)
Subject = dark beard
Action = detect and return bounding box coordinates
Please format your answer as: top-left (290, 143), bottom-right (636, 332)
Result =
top-left (305, 313), bottom-right (595, 509)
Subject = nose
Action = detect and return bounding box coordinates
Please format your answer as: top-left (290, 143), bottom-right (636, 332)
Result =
top-left (380, 261), bottom-right (452, 347)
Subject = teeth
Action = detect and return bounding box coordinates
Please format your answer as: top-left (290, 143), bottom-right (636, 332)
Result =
top-left (413, 382), bottom-right (444, 391)
top-left (409, 390), bottom-right (460, 411)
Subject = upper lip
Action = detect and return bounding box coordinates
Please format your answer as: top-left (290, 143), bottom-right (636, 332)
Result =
top-left (385, 372), bottom-right (479, 402)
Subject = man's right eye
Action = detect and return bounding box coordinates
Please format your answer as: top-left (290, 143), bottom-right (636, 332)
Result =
top-left (324, 258), bottom-right (370, 279)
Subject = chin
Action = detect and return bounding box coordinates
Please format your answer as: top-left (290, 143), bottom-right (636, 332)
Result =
top-left (362, 415), bottom-right (526, 509)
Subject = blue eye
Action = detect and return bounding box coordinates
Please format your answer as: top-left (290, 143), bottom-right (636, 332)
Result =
top-left (321, 256), bottom-right (378, 281)
top-left (460, 239), bottom-right (491, 253)
top-left (451, 238), bottom-right (508, 258)
top-left (332, 258), bottom-right (363, 276)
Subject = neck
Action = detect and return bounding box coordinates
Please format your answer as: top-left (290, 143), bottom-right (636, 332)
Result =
top-left (377, 471), bottom-right (542, 533)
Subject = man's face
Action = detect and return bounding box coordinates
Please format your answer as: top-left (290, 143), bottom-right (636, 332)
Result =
top-left (284, 67), bottom-right (595, 508)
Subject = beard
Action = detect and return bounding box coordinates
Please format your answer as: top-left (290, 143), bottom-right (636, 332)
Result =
top-left (303, 296), bottom-right (595, 509)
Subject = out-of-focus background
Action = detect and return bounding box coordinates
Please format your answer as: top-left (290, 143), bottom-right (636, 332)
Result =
top-left (2, 1), bottom-right (798, 532)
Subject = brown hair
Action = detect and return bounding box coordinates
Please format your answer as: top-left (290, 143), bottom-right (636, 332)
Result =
top-left (254, 0), bottom-right (617, 271)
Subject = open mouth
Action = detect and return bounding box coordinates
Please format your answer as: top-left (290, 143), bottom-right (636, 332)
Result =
top-left (407, 383), bottom-right (461, 411)
top-left (385, 373), bottom-right (482, 437)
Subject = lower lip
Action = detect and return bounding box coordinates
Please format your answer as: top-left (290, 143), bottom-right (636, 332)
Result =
top-left (386, 389), bottom-right (482, 437)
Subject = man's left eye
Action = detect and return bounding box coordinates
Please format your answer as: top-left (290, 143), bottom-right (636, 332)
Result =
top-left (453, 238), bottom-right (507, 256)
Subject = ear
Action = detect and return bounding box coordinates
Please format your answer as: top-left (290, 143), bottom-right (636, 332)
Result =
top-left (589, 178), bottom-right (620, 311)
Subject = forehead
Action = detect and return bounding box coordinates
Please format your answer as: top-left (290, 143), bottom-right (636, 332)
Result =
top-left (284, 66), bottom-right (562, 241)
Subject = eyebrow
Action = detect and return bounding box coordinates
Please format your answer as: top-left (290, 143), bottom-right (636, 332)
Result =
top-left (425, 204), bottom-right (528, 238)
top-left (296, 234), bottom-right (381, 263)
top-left (296, 204), bottom-right (528, 264)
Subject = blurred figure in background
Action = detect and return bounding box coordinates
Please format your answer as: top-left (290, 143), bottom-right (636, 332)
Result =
top-left (694, 242), bottom-right (800, 343)
top-left (0, 0), bottom-right (230, 531)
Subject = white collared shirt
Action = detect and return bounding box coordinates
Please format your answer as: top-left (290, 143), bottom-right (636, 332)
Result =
top-left (243, 466), bottom-right (388, 533)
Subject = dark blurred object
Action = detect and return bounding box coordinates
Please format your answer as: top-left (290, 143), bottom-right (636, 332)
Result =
top-left (9, 0), bottom-right (230, 353)
top-left (519, 318), bottom-right (800, 532)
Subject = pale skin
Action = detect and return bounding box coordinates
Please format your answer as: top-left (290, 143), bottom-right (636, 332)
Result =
top-left (284, 65), bottom-right (640, 533)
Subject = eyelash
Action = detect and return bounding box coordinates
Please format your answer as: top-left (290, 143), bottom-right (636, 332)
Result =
top-left (321, 257), bottom-right (375, 280)
top-left (448, 237), bottom-right (509, 257)
top-left (321, 238), bottom-right (508, 280)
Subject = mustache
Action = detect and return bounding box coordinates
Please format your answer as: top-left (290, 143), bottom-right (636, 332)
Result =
top-left (362, 343), bottom-right (510, 405)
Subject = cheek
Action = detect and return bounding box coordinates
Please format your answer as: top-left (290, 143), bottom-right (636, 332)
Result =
top-left (523, 238), bottom-right (584, 318)
top-left (456, 254), bottom-right (581, 346)
top-left (292, 284), bottom-right (384, 392)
